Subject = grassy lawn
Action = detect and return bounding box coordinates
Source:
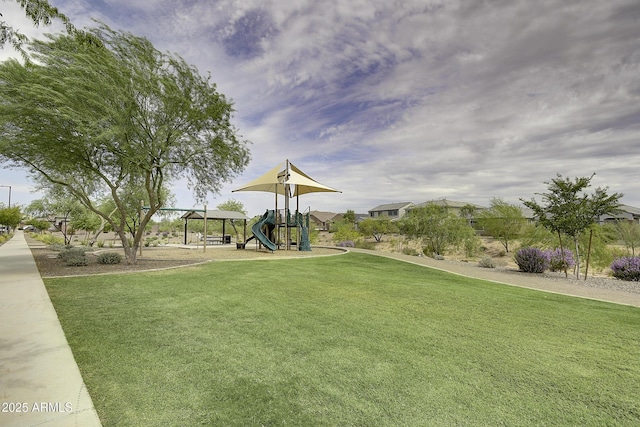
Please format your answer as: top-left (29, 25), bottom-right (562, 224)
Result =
top-left (45, 252), bottom-right (640, 426)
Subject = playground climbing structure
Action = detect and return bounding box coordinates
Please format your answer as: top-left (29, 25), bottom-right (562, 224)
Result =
top-left (233, 160), bottom-right (340, 251)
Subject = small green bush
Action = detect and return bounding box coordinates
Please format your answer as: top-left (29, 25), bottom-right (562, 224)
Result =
top-left (97, 252), bottom-right (123, 265)
top-left (58, 248), bottom-right (89, 267)
top-left (58, 247), bottom-right (87, 260)
top-left (65, 255), bottom-right (88, 266)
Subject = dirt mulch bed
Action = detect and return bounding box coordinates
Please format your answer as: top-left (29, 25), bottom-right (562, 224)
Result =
top-left (30, 244), bottom-right (345, 278)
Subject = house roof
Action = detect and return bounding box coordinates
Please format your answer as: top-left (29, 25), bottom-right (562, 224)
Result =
top-left (369, 202), bottom-right (414, 212)
top-left (310, 211), bottom-right (340, 223)
top-left (414, 199), bottom-right (485, 209)
top-left (618, 204), bottom-right (640, 216)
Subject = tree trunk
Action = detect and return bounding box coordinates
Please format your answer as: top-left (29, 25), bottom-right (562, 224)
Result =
top-left (584, 229), bottom-right (593, 280)
top-left (558, 231), bottom-right (568, 278)
top-left (574, 238), bottom-right (581, 280)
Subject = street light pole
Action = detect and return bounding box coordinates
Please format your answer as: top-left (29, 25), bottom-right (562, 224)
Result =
top-left (0, 185), bottom-right (10, 208)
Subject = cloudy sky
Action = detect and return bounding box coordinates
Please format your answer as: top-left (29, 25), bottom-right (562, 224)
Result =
top-left (1, 0), bottom-right (639, 216)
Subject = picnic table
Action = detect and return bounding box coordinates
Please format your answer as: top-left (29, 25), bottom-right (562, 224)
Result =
top-left (204, 235), bottom-right (231, 245)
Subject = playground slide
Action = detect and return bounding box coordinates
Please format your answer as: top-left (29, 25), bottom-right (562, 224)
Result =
top-left (251, 210), bottom-right (277, 251)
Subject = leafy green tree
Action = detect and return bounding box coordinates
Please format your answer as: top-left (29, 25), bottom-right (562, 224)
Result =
top-left (0, 0), bottom-right (81, 58)
top-left (358, 217), bottom-right (391, 242)
top-left (216, 199), bottom-right (247, 214)
top-left (69, 208), bottom-right (102, 242)
top-left (332, 222), bottom-right (360, 244)
top-left (27, 189), bottom-right (85, 244)
top-left (25, 218), bottom-right (50, 232)
top-left (215, 199), bottom-right (247, 238)
top-left (476, 198), bottom-right (526, 253)
top-left (0, 24), bottom-right (250, 263)
top-left (522, 173), bottom-right (622, 279)
top-left (342, 209), bottom-right (356, 227)
top-left (459, 203), bottom-right (478, 227)
top-left (0, 205), bottom-right (21, 230)
top-left (399, 203), bottom-right (474, 256)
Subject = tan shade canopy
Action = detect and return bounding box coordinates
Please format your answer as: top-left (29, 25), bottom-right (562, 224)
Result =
top-left (233, 160), bottom-right (341, 196)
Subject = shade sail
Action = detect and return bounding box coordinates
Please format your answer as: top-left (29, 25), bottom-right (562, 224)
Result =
top-left (232, 160), bottom-right (341, 196)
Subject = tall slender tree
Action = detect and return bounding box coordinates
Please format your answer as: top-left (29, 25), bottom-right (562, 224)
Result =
top-left (477, 198), bottom-right (526, 253)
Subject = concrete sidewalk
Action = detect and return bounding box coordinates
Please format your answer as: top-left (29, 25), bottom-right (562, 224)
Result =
top-left (0, 231), bottom-right (101, 427)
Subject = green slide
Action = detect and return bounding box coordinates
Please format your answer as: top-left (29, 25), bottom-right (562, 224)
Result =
top-left (251, 210), bottom-right (277, 251)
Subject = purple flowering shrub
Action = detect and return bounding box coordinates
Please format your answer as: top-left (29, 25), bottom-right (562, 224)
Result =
top-left (546, 248), bottom-right (576, 272)
top-left (337, 240), bottom-right (355, 248)
top-left (610, 256), bottom-right (640, 281)
top-left (515, 247), bottom-right (550, 273)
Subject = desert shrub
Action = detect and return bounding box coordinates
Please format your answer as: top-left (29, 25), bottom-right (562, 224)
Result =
top-left (402, 247), bottom-right (419, 256)
top-left (64, 255), bottom-right (88, 266)
top-left (336, 240), bottom-right (355, 248)
top-left (41, 234), bottom-right (64, 245)
top-left (58, 247), bottom-right (87, 260)
top-left (610, 256), bottom-right (640, 281)
top-left (514, 247), bottom-right (549, 273)
top-left (97, 252), bottom-right (123, 265)
top-left (463, 235), bottom-right (483, 258)
top-left (333, 223), bottom-right (360, 244)
top-left (57, 248), bottom-right (88, 266)
top-left (96, 240), bottom-right (105, 248)
top-left (424, 249), bottom-right (444, 260)
top-left (478, 256), bottom-right (496, 268)
top-left (546, 248), bottom-right (576, 272)
top-left (355, 241), bottom-right (376, 250)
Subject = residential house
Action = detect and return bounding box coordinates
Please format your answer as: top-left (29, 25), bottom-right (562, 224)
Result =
top-left (598, 204), bottom-right (640, 224)
top-left (368, 202), bottom-right (414, 220)
top-left (309, 211), bottom-right (342, 231)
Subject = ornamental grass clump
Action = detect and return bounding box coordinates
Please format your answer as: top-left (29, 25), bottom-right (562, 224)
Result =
top-left (514, 247), bottom-right (549, 273)
top-left (610, 256), bottom-right (640, 281)
top-left (547, 248), bottom-right (576, 272)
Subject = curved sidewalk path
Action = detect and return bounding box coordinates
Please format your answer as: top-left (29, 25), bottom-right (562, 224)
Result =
top-left (0, 231), bottom-right (101, 427)
top-left (348, 248), bottom-right (640, 308)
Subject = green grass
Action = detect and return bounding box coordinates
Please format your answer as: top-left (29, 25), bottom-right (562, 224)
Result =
top-left (45, 252), bottom-right (640, 426)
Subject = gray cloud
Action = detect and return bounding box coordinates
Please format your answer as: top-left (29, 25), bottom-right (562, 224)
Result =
top-left (1, 0), bottom-right (638, 214)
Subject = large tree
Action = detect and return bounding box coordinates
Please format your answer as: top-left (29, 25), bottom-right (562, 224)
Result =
top-left (358, 217), bottom-right (391, 243)
top-left (399, 203), bottom-right (474, 256)
top-left (0, 24), bottom-right (250, 263)
top-left (0, 205), bottom-right (21, 230)
top-left (522, 174), bottom-right (621, 279)
top-left (476, 198), bottom-right (526, 253)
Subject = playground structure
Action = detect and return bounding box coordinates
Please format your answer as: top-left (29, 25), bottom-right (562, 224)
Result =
top-left (247, 208), bottom-right (312, 251)
top-left (234, 160), bottom-right (340, 251)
